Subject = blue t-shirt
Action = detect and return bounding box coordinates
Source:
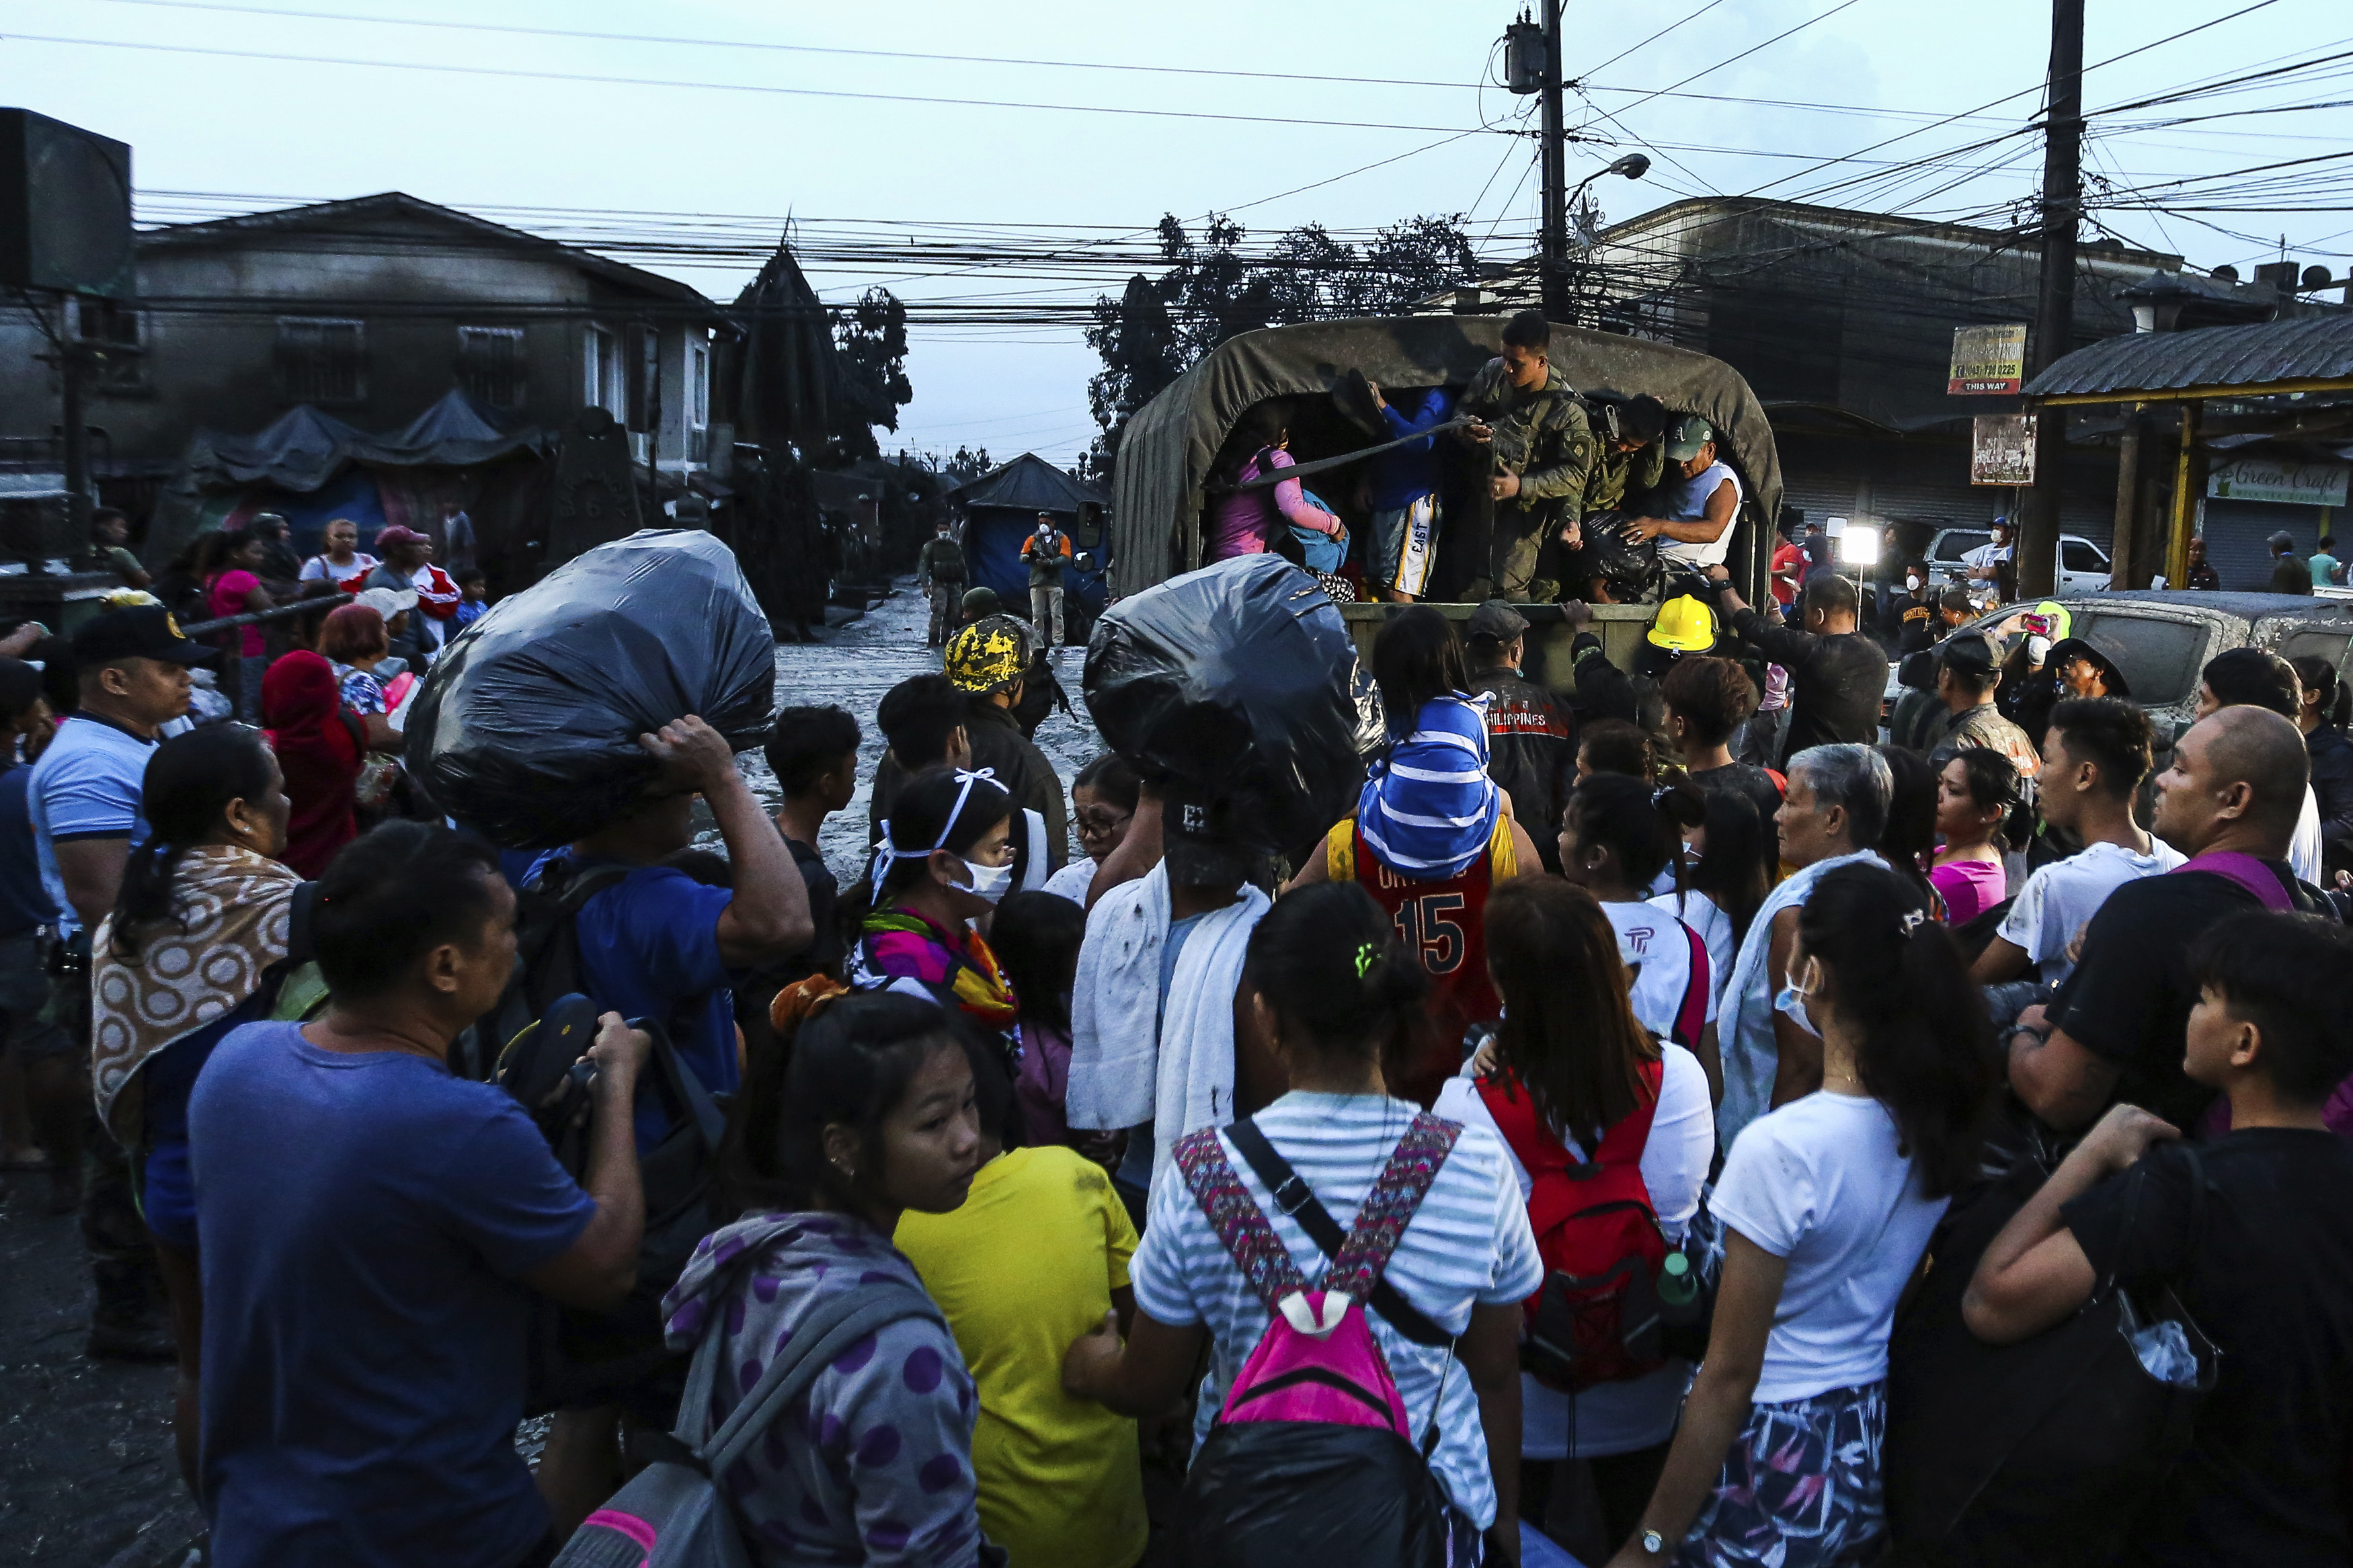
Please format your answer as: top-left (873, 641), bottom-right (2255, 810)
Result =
top-left (28, 712), bottom-right (155, 937)
top-left (0, 761), bottom-right (57, 936)
top-left (191, 1021), bottom-right (595, 1568)
top-left (526, 854), bottom-right (737, 1143)
top-left (1371, 386), bottom-right (1455, 510)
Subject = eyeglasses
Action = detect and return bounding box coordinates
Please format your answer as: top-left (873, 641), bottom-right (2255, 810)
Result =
top-left (1075, 807), bottom-right (1133, 843)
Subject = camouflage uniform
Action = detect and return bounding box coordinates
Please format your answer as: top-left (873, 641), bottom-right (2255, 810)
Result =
top-left (1587, 439), bottom-right (1667, 514)
top-left (1458, 358), bottom-right (1600, 602)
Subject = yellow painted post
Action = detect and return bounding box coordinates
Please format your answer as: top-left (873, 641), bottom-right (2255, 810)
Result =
top-left (2166, 403), bottom-right (2200, 588)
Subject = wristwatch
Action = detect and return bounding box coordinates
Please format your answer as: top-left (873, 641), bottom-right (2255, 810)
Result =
top-left (1642, 1528), bottom-right (1667, 1557)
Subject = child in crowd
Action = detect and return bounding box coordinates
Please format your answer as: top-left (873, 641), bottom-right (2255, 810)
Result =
top-left (672, 990), bottom-right (986, 1568)
top-left (895, 1017), bottom-right (1148, 1568)
top-left (1964, 910), bottom-right (2353, 1565)
top-left (1613, 863), bottom-right (1992, 1568)
top-left (846, 764), bottom-right (1021, 1034)
top-left (1043, 753), bottom-right (1140, 907)
top-left (1929, 747), bottom-right (2015, 925)
top-left (988, 889), bottom-right (1087, 1151)
top-left (1579, 718), bottom-right (1659, 785)
top-left (764, 704), bottom-right (860, 985)
top-left (452, 567), bottom-right (489, 628)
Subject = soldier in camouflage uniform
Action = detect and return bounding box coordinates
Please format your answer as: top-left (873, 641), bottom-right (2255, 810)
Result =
top-left (1455, 310), bottom-right (1601, 603)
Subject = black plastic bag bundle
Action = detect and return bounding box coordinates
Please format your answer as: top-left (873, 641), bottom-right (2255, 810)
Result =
top-left (1083, 554), bottom-right (1382, 854)
top-left (405, 529), bottom-right (776, 848)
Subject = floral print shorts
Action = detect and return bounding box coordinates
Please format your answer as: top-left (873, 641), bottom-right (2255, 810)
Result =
top-left (1673, 1380), bottom-right (1887, 1568)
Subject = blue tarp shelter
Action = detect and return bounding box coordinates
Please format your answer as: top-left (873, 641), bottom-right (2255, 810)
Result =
top-left (943, 453), bottom-right (1110, 636)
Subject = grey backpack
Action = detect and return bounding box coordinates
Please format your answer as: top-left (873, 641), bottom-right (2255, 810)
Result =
top-left (553, 1277), bottom-right (945, 1568)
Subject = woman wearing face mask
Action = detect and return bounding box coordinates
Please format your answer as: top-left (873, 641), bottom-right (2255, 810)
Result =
top-left (852, 764), bottom-right (1022, 1032)
top-left (1605, 864), bottom-right (1993, 1568)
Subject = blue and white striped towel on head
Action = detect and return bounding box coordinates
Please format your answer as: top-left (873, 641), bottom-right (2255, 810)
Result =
top-left (1357, 693), bottom-right (1503, 880)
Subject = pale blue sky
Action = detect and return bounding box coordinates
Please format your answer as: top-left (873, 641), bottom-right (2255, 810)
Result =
top-left (8, 0), bottom-right (2348, 466)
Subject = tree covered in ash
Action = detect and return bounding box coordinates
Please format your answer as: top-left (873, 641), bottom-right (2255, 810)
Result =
top-left (824, 286), bottom-right (913, 465)
top-left (1082, 212), bottom-right (1478, 473)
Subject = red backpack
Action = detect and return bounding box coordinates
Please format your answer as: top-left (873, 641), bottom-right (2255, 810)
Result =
top-left (1477, 1060), bottom-right (1669, 1392)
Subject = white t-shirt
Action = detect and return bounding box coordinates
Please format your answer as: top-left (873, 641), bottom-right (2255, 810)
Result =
top-left (1709, 1092), bottom-right (1950, 1404)
top-left (1650, 888), bottom-right (1737, 1008)
top-left (1995, 837), bottom-right (2185, 985)
top-left (298, 551), bottom-right (377, 583)
top-left (1129, 1091), bottom-right (1542, 1528)
top-left (1601, 899), bottom-right (1716, 1047)
top-left (1658, 460), bottom-right (1743, 569)
top-left (1961, 539), bottom-right (2012, 573)
top-left (1434, 1046), bottom-right (1715, 1457)
top-left (2292, 786), bottom-right (2322, 885)
top-left (1041, 856), bottom-right (1097, 905)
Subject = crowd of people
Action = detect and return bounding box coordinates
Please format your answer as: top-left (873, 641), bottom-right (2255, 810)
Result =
top-left (4, 448), bottom-right (2351, 1568)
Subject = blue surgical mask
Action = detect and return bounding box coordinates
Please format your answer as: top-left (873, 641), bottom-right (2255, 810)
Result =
top-left (1774, 964), bottom-right (1819, 1036)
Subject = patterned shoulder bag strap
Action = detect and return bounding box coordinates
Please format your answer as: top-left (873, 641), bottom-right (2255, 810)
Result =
top-left (1172, 1122), bottom-right (1310, 1314)
top-left (1320, 1113), bottom-right (1462, 1307)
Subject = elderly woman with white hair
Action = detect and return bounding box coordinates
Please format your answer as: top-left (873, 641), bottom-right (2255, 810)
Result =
top-left (1714, 743), bottom-right (1892, 1151)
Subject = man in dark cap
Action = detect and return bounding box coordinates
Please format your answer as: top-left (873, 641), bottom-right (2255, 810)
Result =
top-left (1464, 600), bottom-right (1574, 872)
top-left (1927, 632), bottom-right (2041, 781)
top-left (27, 605), bottom-right (214, 1360)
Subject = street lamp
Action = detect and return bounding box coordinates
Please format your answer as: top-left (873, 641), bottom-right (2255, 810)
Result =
top-left (1568, 155), bottom-right (1650, 248)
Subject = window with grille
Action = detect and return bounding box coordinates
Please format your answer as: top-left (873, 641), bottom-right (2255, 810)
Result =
top-left (72, 297), bottom-right (149, 390)
top-left (276, 317), bottom-right (366, 405)
top-left (456, 325), bottom-right (527, 409)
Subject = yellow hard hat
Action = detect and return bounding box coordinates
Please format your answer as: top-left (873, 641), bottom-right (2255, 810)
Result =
top-left (1647, 594), bottom-right (1717, 653)
top-left (2032, 600), bottom-right (2071, 641)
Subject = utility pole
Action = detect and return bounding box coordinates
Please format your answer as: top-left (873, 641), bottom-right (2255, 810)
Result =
top-left (2018, 0), bottom-right (2084, 600)
top-left (1538, 0), bottom-right (1568, 323)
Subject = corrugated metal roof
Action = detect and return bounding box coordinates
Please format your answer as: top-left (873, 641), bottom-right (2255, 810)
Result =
top-left (2026, 312), bottom-right (2353, 398)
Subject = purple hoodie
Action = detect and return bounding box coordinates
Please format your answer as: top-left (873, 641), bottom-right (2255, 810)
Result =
top-left (662, 1210), bottom-right (984, 1567)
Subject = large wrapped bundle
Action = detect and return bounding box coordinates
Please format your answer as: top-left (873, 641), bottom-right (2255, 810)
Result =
top-left (405, 529), bottom-right (776, 848)
top-left (1082, 554), bottom-right (1382, 855)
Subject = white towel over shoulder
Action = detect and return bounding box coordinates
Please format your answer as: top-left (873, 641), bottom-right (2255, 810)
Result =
top-left (1066, 861), bottom-right (1270, 1193)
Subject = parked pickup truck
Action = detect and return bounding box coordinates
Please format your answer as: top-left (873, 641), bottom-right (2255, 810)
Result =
top-left (1886, 590), bottom-right (2353, 767)
top-left (1925, 527), bottom-right (2112, 595)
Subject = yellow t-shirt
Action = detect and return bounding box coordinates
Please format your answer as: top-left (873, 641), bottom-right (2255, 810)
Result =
top-left (894, 1145), bottom-right (1147, 1568)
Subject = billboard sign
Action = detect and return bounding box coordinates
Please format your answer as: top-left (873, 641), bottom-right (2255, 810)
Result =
top-left (1949, 323), bottom-right (2028, 395)
top-left (1971, 413), bottom-right (2036, 485)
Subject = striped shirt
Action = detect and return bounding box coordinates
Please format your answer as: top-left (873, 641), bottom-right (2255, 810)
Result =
top-left (1128, 1091), bottom-right (1542, 1528)
top-left (1358, 694), bottom-right (1504, 880)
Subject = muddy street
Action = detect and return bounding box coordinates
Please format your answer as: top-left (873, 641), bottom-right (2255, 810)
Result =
top-left (0, 580), bottom-right (1099, 1566)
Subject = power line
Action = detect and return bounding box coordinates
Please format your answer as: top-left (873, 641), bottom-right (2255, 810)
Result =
top-left (1737, 0), bottom-right (2286, 202)
top-left (0, 33), bottom-right (1487, 136)
top-left (75, 0), bottom-right (1484, 91)
top-left (1603, 0), bottom-right (1868, 122)
top-left (1577, 0), bottom-right (1738, 80)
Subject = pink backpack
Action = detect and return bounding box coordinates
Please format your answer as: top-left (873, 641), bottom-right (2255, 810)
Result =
top-left (1168, 1113), bottom-right (1462, 1567)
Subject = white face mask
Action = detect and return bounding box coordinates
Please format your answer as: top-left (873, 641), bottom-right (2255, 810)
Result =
top-left (1773, 959), bottom-right (1821, 1036)
top-left (955, 856), bottom-right (1014, 905)
top-left (1905, 574), bottom-right (1922, 592)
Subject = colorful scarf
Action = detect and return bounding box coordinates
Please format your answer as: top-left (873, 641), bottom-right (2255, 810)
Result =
top-left (90, 843), bottom-right (299, 1145)
top-left (1357, 692), bottom-right (1503, 879)
top-left (852, 907), bottom-right (1019, 1026)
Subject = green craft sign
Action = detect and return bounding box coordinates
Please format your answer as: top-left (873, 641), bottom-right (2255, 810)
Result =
top-left (2208, 458), bottom-right (2350, 508)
